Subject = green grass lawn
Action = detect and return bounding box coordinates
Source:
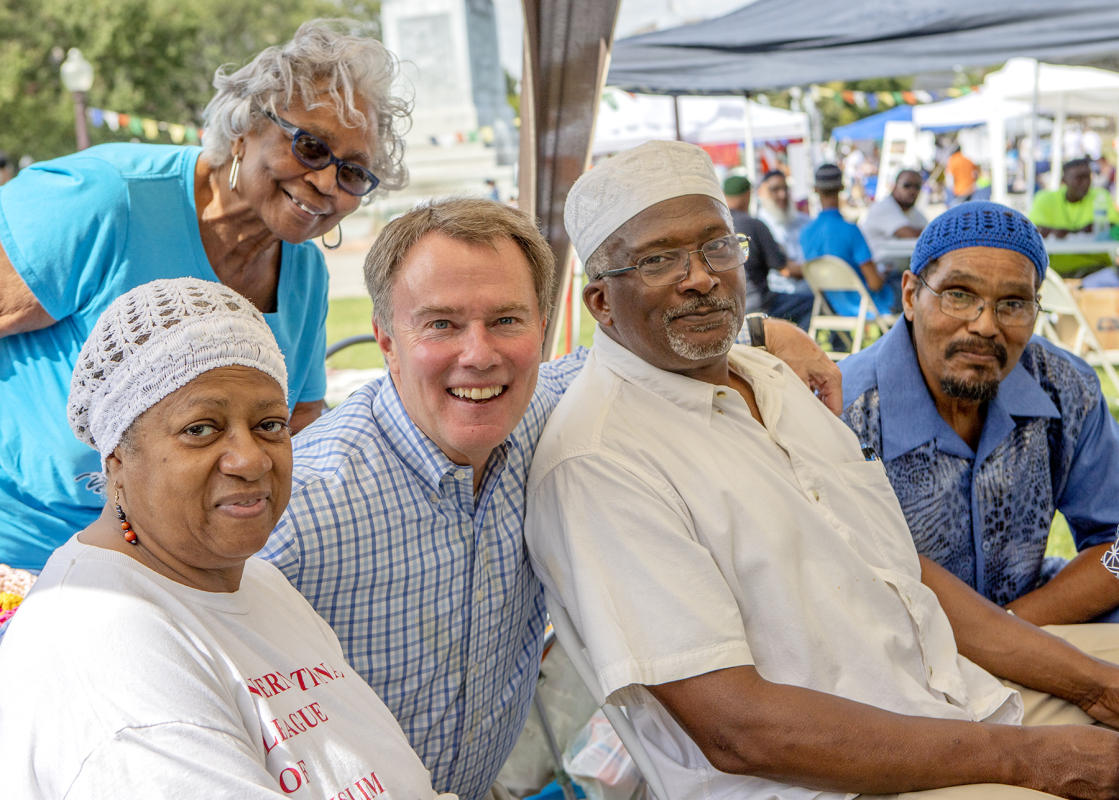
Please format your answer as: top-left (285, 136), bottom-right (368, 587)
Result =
top-left (325, 296), bottom-right (380, 370)
top-left (325, 292), bottom-right (1108, 561)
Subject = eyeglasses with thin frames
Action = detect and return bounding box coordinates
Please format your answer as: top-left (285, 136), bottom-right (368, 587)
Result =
top-left (262, 110), bottom-right (380, 196)
top-left (916, 274), bottom-right (1040, 327)
top-left (597, 233), bottom-right (750, 287)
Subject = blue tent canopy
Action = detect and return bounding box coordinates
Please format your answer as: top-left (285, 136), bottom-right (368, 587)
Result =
top-left (608, 0), bottom-right (1119, 94)
top-left (830, 106), bottom-right (914, 141)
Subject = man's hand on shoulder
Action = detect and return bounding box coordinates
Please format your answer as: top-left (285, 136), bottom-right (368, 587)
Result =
top-left (763, 318), bottom-right (843, 415)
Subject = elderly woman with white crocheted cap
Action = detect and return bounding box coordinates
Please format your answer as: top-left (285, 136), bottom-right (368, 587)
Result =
top-left (0, 18), bottom-right (410, 573)
top-left (0, 279), bottom-right (454, 800)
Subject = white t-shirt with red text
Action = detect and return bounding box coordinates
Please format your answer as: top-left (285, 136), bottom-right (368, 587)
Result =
top-left (0, 536), bottom-right (453, 800)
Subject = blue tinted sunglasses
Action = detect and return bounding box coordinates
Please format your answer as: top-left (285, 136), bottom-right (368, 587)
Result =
top-left (263, 110), bottom-right (379, 196)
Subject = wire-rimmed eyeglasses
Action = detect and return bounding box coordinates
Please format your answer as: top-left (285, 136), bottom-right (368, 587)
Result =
top-left (916, 274), bottom-right (1040, 327)
top-left (262, 110), bottom-right (380, 196)
top-left (597, 233), bottom-right (750, 287)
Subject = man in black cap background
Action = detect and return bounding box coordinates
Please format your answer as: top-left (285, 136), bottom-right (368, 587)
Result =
top-left (723, 174), bottom-right (813, 329)
top-left (800, 162), bottom-right (896, 319)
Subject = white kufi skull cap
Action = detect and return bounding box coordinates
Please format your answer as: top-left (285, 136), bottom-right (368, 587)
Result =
top-left (564, 140), bottom-right (727, 264)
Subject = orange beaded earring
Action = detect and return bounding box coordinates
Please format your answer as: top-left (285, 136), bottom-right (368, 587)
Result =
top-left (114, 489), bottom-right (138, 545)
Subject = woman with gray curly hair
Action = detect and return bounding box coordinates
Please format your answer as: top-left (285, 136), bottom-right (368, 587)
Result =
top-left (0, 19), bottom-right (410, 573)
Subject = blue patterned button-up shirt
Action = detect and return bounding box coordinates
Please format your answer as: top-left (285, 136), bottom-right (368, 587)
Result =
top-left (840, 321), bottom-right (1119, 605)
top-left (260, 355), bottom-right (585, 800)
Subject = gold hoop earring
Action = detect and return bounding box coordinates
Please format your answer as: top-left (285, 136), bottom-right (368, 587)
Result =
top-left (228, 154), bottom-right (241, 192)
top-left (321, 225), bottom-right (342, 250)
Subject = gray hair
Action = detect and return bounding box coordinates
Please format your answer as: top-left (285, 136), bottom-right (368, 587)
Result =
top-left (201, 18), bottom-right (411, 194)
top-left (365, 198), bottom-right (556, 334)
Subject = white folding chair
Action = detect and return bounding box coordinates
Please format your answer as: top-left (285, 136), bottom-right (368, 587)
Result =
top-left (802, 255), bottom-right (896, 359)
top-left (1036, 268), bottom-right (1119, 399)
top-left (545, 593), bottom-right (669, 800)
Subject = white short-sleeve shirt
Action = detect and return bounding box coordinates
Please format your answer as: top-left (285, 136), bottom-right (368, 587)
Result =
top-left (859, 194), bottom-right (927, 266)
top-left (526, 330), bottom-right (1021, 800)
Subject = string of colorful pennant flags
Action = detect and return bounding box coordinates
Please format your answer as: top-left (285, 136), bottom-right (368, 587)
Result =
top-left (83, 85), bottom-right (978, 146)
top-left (810, 84), bottom-right (980, 111)
top-left (87, 107), bottom-right (202, 144)
top-left (85, 106), bottom-right (500, 147)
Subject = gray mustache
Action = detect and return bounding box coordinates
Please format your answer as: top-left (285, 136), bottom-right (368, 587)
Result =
top-left (946, 338), bottom-right (1007, 367)
top-left (664, 295), bottom-right (738, 324)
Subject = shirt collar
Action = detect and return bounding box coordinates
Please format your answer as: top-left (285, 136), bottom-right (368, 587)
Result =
top-left (591, 327), bottom-right (787, 417)
top-left (874, 323), bottom-right (1059, 460)
top-left (371, 375), bottom-right (509, 491)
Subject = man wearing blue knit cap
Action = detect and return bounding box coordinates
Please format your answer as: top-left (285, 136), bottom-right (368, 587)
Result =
top-left (841, 201), bottom-right (1119, 626)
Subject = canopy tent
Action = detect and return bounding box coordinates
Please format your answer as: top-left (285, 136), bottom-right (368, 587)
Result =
top-left (593, 90), bottom-right (809, 155)
top-left (831, 106), bottom-right (913, 142)
top-left (911, 91), bottom-right (1035, 134)
top-left (608, 0), bottom-right (1119, 95)
top-left (830, 92), bottom-right (1036, 142)
top-left (989, 57), bottom-right (1119, 116)
top-left (981, 58), bottom-right (1119, 194)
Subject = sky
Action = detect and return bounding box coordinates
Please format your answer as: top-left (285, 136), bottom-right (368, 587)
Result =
top-left (491, 0), bottom-right (752, 80)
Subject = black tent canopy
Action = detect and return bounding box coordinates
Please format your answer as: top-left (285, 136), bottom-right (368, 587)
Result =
top-left (608, 0), bottom-right (1119, 94)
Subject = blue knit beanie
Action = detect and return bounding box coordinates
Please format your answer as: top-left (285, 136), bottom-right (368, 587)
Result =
top-left (911, 201), bottom-right (1047, 280)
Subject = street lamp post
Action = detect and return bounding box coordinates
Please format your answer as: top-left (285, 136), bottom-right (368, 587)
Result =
top-left (60, 48), bottom-right (94, 151)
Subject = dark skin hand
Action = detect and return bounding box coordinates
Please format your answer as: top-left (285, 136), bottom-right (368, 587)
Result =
top-left (643, 557), bottom-right (1119, 798)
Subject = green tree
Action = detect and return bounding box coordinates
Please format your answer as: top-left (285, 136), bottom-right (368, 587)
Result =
top-left (0, 0), bottom-right (380, 164)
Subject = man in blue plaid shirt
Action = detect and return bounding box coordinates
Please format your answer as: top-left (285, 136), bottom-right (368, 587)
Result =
top-left (260, 197), bottom-right (841, 800)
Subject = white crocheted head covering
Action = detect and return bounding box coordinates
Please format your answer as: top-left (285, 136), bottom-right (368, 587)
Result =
top-left (564, 140), bottom-right (727, 263)
top-left (68, 278), bottom-right (289, 463)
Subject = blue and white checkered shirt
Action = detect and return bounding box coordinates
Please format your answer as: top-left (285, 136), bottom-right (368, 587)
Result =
top-left (260, 354), bottom-right (586, 800)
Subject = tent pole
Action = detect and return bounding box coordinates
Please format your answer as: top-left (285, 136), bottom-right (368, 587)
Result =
top-left (1114, 114), bottom-right (1119, 204)
top-left (1050, 91), bottom-right (1066, 192)
top-left (989, 106), bottom-right (1008, 205)
top-left (742, 91), bottom-right (756, 182)
top-left (673, 95), bottom-right (683, 141)
top-left (1026, 59), bottom-right (1039, 205)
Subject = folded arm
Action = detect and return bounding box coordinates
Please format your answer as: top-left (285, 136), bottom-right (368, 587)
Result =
top-left (920, 554), bottom-right (1119, 726)
top-left (648, 662), bottom-right (1119, 798)
top-left (1006, 542), bottom-right (1119, 626)
top-left (0, 245), bottom-right (53, 337)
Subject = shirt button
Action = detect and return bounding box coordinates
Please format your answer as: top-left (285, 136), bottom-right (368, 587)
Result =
top-left (430, 493), bottom-right (440, 504)
top-left (456, 469), bottom-right (469, 480)
top-left (811, 490), bottom-right (821, 502)
top-left (716, 390), bottom-right (726, 398)
top-left (716, 408), bottom-right (725, 415)
top-left (981, 540), bottom-right (992, 552)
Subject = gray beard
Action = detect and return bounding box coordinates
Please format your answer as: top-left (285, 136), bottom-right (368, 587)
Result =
top-left (759, 197), bottom-right (791, 225)
top-left (940, 376), bottom-right (1000, 404)
top-left (663, 295), bottom-right (741, 361)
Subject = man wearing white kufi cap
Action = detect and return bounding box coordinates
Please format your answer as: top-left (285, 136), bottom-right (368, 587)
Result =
top-left (525, 139), bottom-right (1119, 800)
top-left (258, 192), bottom-right (842, 800)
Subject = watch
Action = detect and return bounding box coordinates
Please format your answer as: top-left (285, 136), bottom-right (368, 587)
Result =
top-left (745, 312), bottom-right (768, 350)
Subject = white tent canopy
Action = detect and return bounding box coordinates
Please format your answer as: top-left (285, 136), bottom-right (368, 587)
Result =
top-left (982, 58), bottom-right (1119, 199)
top-left (912, 91), bottom-right (1036, 134)
top-left (989, 57), bottom-right (1119, 116)
top-left (592, 89), bottom-right (810, 156)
